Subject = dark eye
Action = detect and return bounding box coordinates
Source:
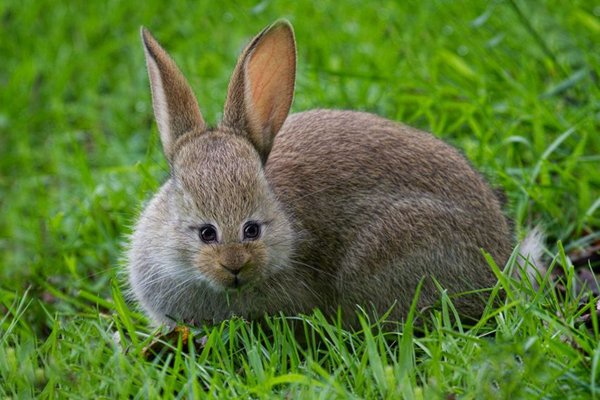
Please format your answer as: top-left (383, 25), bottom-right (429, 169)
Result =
top-left (243, 222), bottom-right (261, 241)
top-left (199, 225), bottom-right (218, 244)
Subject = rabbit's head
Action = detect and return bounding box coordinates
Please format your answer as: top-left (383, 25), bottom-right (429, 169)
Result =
top-left (136, 21), bottom-right (297, 293)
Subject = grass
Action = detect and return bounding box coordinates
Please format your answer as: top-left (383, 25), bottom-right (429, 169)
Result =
top-left (1, 0), bottom-right (599, 397)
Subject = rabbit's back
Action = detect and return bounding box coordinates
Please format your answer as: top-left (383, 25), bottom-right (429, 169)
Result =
top-left (266, 110), bottom-right (512, 320)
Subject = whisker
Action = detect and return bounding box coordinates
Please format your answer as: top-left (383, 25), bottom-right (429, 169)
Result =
top-left (288, 259), bottom-right (337, 279)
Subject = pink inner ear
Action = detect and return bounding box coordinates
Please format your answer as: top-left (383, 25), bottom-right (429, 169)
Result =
top-left (245, 26), bottom-right (295, 135)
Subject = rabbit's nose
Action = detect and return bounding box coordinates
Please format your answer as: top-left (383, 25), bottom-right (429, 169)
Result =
top-left (220, 263), bottom-right (244, 275)
top-left (218, 246), bottom-right (251, 275)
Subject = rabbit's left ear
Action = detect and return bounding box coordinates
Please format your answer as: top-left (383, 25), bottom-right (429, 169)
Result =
top-left (141, 27), bottom-right (206, 164)
top-left (222, 20), bottom-right (296, 162)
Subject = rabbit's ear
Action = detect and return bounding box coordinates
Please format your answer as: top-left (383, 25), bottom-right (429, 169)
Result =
top-left (223, 20), bottom-right (296, 162)
top-left (141, 27), bottom-right (206, 163)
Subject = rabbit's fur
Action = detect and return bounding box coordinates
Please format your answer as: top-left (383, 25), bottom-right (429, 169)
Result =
top-left (127, 20), bottom-right (538, 328)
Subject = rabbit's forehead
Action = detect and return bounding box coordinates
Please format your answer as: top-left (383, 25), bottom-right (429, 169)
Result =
top-left (174, 133), bottom-right (260, 173)
top-left (178, 164), bottom-right (265, 204)
top-left (173, 138), bottom-right (269, 225)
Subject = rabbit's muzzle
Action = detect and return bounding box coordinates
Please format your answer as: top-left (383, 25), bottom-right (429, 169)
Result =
top-left (217, 245), bottom-right (251, 275)
top-left (196, 242), bottom-right (268, 290)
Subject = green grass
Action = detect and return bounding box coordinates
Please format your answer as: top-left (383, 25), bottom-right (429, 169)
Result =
top-left (1, 0), bottom-right (599, 397)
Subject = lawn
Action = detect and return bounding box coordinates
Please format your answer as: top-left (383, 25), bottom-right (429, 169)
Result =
top-left (1, 0), bottom-right (599, 397)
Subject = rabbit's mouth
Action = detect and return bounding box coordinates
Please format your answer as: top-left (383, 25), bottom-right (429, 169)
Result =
top-left (221, 272), bottom-right (263, 293)
top-left (230, 275), bottom-right (243, 289)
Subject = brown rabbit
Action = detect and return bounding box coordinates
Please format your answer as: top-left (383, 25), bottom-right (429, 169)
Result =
top-left (127, 20), bottom-right (543, 328)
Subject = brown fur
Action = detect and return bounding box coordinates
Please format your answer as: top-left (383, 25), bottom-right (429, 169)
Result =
top-left (127, 20), bottom-right (531, 329)
top-left (141, 28), bottom-right (205, 163)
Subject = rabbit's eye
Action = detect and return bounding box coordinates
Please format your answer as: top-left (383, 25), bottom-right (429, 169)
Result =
top-left (199, 225), bottom-right (218, 244)
top-left (243, 222), bottom-right (261, 241)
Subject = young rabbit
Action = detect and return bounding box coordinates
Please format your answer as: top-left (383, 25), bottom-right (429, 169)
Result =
top-left (127, 20), bottom-right (543, 328)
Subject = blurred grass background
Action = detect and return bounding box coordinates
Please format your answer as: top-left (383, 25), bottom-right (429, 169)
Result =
top-left (0, 0), bottom-right (599, 396)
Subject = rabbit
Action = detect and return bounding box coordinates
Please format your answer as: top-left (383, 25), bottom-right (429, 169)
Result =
top-left (126, 20), bottom-right (544, 328)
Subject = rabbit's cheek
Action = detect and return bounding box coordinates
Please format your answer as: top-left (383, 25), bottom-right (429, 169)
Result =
top-left (243, 242), bottom-right (269, 277)
top-left (193, 246), bottom-right (226, 289)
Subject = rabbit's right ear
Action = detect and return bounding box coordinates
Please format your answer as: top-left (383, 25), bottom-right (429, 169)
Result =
top-left (141, 28), bottom-right (206, 163)
top-left (222, 20), bottom-right (296, 163)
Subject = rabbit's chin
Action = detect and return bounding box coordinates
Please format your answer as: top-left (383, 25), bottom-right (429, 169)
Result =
top-left (211, 275), bottom-right (263, 293)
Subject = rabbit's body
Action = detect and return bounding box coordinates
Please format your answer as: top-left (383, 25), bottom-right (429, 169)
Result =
top-left (267, 110), bottom-right (512, 323)
top-left (128, 21), bottom-right (536, 328)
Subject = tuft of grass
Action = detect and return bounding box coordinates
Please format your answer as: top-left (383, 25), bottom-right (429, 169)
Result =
top-left (1, 0), bottom-right (598, 397)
